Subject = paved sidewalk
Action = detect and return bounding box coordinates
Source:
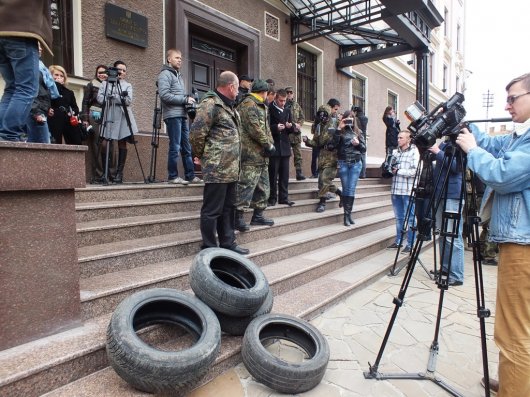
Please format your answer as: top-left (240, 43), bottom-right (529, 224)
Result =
top-left (191, 246), bottom-right (499, 397)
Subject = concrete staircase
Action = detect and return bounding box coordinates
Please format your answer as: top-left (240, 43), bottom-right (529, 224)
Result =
top-left (0, 178), bottom-right (407, 396)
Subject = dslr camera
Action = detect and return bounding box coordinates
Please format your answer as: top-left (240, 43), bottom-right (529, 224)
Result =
top-left (405, 92), bottom-right (467, 149)
top-left (185, 88), bottom-right (199, 121)
top-left (381, 153), bottom-right (398, 178)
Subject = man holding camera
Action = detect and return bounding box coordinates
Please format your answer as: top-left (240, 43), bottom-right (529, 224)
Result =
top-left (235, 79), bottom-right (275, 232)
top-left (157, 48), bottom-right (202, 185)
top-left (456, 72), bottom-right (530, 397)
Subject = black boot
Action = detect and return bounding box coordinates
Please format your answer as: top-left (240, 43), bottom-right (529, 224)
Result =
top-left (296, 168), bottom-right (306, 181)
top-left (250, 209), bottom-right (274, 226)
top-left (347, 196), bottom-right (355, 225)
top-left (114, 148), bottom-right (127, 184)
top-left (316, 197), bottom-right (326, 213)
top-left (336, 188), bottom-right (343, 208)
top-left (343, 197), bottom-right (351, 226)
top-left (235, 210), bottom-right (250, 232)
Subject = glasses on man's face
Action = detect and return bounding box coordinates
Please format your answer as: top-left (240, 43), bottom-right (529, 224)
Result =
top-left (506, 91), bottom-right (530, 105)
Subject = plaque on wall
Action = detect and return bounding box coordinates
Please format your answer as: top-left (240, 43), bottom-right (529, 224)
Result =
top-left (105, 3), bottom-right (148, 48)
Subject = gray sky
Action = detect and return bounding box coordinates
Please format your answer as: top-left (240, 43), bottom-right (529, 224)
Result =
top-left (463, 1), bottom-right (530, 125)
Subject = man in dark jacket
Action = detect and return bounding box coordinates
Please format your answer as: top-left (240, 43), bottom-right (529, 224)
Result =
top-left (235, 74), bottom-right (253, 105)
top-left (0, 0), bottom-right (52, 141)
top-left (157, 48), bottom-right (202, 185)
top-left (190, 71), bottom-right (249, 255)
top-left (268, 89), bottom-right (295, 207)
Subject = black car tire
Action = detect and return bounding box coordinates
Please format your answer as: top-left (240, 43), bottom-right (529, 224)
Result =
top-left (190, 247), bottom-right (269, 317)
top-left (215, 288), bottom-right (274, 336)
top-left (106, 288), bottom-right (221, 394)
top-left (241, 313), bottom-right (330, 394)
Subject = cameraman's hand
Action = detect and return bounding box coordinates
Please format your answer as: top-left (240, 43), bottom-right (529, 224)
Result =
top-left (428, 143), bottom-right (441, 155)
top-left (455, 128), bottom-right (477, 154)
top-left (186, 96), bottom-right (196, 104)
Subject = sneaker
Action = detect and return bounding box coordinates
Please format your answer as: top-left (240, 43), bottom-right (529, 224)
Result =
top-left (168, 177), bottom-right (189, 185)
top-left (387, 243), bottom-right (402, 249)
top-left (481, 377), bottom-right (499, 395)
top-left (401, 246), bottom-right (411, 254)
top-left (483, 258), bottom-right (498, 266)
top-left (448, 280), bottom-right (463, 286)
top-left (188, 176), bottom-right (203, 183)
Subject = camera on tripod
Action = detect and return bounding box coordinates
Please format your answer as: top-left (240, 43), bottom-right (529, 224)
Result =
top-left (405, 92), bottom-right (467, 149)
top-left (185, 88), bottom-right (199, 120)
top-left (105, 67), bottom-right (120, 83)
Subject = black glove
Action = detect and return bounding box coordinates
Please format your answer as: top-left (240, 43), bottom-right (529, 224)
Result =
top-left (120, 90), bottom-right (129, 98)
top-left (263, 144), bottom-right (276, 157)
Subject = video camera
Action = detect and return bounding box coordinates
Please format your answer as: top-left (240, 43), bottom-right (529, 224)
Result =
top-left (185, 88), bottom-right (199, 121)
top-left (405, 92), bottom-right (467, 149)
top-left (105, 67), bottom-right (121, 83)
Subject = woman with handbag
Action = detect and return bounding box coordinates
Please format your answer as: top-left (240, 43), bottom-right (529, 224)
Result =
top-left (48, 65), bottom-right (82, 145)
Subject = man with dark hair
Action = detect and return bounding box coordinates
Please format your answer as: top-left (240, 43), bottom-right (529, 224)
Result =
top-left (352, 106), bottom-right (368, 178)
top-left (235, 74), bottom-right (253, 105)
top-left (268, 88), bottom-right (295, 207)
top-left (285, 86), bottom-right (306, 180)
top-left (235, 79), bottom-right (275, 232)
top-left (456, 72), bottom-right (530, 397)
top-left (157, 48), bottom-right (202, 185)
top-left (190, 71), bottom-right (249, 255)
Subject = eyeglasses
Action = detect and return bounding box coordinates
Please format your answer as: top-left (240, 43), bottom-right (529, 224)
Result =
top-left (286, 91), bottom-right (293, 94)
top-left (506, 91), bottom-right (530, 105)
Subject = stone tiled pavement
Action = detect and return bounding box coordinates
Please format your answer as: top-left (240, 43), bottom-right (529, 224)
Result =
top-left (190, 246), bottom-right (499, 397)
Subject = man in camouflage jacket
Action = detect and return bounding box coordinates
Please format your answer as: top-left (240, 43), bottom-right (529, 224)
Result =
top-left (303, 99), bottom-right (342, 212)
top-left (189, 71), bottom-right (249, 255)
top-left (285, 86), bottom-right (306, 180)
top-left (235, 79), bottom-right (276, 232)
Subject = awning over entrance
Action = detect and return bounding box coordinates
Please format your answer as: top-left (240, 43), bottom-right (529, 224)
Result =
top-left (282, 0), bottom-right (443, 67)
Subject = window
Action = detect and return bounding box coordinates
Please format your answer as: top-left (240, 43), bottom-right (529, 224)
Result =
top-left (443, 7), bottom-right (449, 37)
top-left (351, 75), bottom-right (366, 112)
top-left (387, 91), bottom-right (397, 112)
top-left (297, 48), bottom-right (317, 121)
top-left (443, 64), bottom-right (448, 91)
top-left (43, 0), bottom-right (74, 73)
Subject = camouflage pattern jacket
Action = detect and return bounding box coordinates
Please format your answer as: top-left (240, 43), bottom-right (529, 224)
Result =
top-left (190, 90), bottom-right (241, 183)
top-left (237, 94), bottom-right (274, 166)
top-left (286, 99), bottom-right (305, 129)
top-left (306, 105), bottom-right (338, 167)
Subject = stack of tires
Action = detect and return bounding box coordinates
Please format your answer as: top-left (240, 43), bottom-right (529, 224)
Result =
top-left (106, 248), bottom-right (329, 395)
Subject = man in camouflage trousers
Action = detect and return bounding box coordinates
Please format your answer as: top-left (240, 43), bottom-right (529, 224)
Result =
top-left (235, 79), bottom-right (276, 232)
top-left (303, 99), bottom-right (343, 213)
top-left (285, 86), bottom-right (306, 180)
top-left (190, 71), bottom-right (249, 255)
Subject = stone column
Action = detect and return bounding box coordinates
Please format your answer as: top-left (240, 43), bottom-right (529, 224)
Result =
top-left (0, 142), bottom-right (86, 351)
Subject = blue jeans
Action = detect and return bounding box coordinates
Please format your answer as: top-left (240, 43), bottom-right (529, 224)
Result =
top-left (0, 38), bottom-right (39, 141)
top-left (391, 194), bottom-right (416, 248)
top-left (165, 117), bottom-right (195, 180)
top-left (436, 198), bottom-right (464, 282)
top-left (26, 116), bottom-right (51, 143)
top-left (338, 160), bottom-right (362, 196)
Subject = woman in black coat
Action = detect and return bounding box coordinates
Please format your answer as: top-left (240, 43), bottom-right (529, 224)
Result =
top-left (382, 105), bottom-right (400, 156)
top-left (48, 65), bottom-right (82, 145)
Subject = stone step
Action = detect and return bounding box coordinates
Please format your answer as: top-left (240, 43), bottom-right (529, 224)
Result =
top-left (1, 229), bottom-right (408, 397)
top-left (76, 195), bottom-right (391, 247)
top-left (77, 201), bottom-right (392, 278)
top-left (75, 188), bottom-right (390, 222)
top-left (79, 211), bottom-right (395, 320)
top-left (74, 178), bottom-right (389, 203)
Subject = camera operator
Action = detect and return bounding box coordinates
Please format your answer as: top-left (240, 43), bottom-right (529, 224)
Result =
top-left (331, 111), bottom-right (365, 226)
top-left (387, 131), bottom-right (419, 253)
top-left (157, 48), bottom-right (202, 185)
top-left (427, 139), bottom-right (464, 286)
top-left (456, 72), bottom-right (530, 396)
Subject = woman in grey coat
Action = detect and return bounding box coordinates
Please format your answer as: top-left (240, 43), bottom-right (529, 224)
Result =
top-left (97, 60), bottom-right (138, 183)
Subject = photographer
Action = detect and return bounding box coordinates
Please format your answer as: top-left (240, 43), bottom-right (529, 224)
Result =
top-left (97, 60), bottom-right (138, 184)
top-left (332, 110), bottom-right (365, 226)
top-left (427, 139), bottom-right (464, 286)
top-left (382, 106), bottom-right (400, 156)
top-left (456, 72), bottom-right (530, 396)
top-left (157, 48), bottom-right (202, 185)
top-left (388, 131), bottom-right (419, 253)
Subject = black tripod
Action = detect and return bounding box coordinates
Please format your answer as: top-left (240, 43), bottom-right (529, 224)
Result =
top-left (364, 137), bottom-right (492, 397)
top-left (98, 70), bottom-right (146, 184)
top-left (147, 89), bottom-right (162, 183)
